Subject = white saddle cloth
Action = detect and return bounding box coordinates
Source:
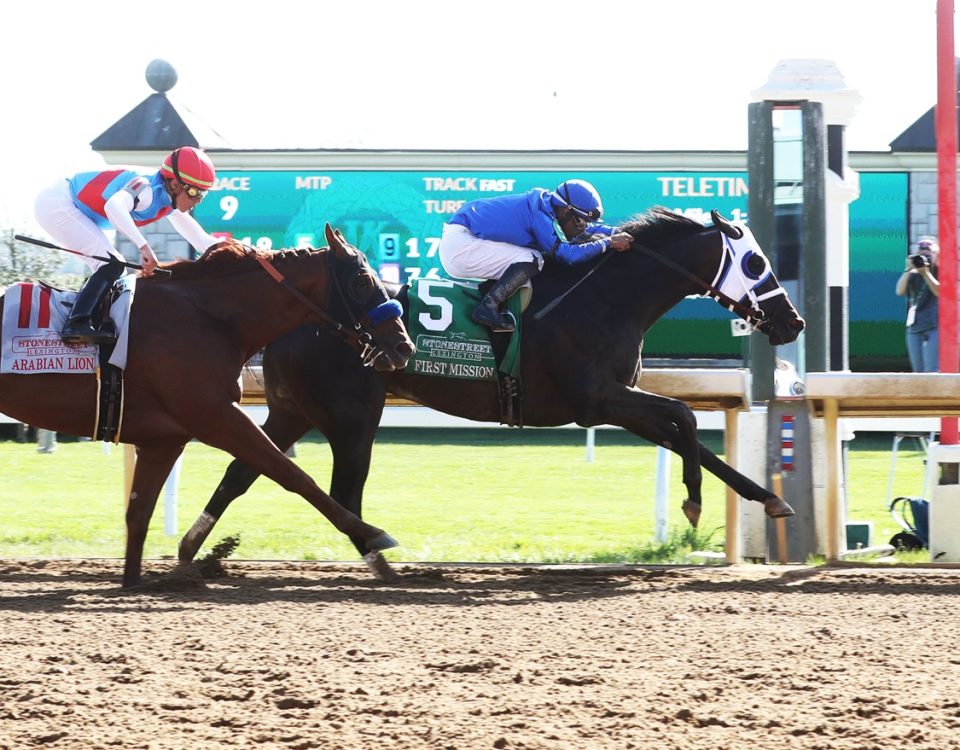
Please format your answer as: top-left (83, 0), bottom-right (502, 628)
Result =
top-left (0, 275), bottom-right (136, 374)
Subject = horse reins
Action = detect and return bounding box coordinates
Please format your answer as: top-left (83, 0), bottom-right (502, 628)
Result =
top-left (630, 234), bottom-right (768, 328)
top-left (533, 251), bottom-right (617, 320)
top-left (535, 229), bottom-right (770, 330)
top-left (247, 249), bottom-right (378, 358)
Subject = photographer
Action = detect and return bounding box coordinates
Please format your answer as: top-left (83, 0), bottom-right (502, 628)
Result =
top-left (895, 236), bottom-right (940, 372)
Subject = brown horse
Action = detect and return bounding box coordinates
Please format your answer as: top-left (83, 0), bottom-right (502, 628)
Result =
top-left (0, 224), bottom-right (415, 587)
top-left (179, 208), bottom-right (805, 578)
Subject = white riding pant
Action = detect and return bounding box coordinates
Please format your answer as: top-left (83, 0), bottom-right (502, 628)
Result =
top-left (34, 180), bottom-right (123, 272)
top-left (438, 223), bottom-right (544, 281)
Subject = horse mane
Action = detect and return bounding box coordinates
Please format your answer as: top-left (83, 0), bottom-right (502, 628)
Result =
top-left (159, 239), bottom-right (323, 280)
top-left (619, 206), bottom-right (706, 247)
top-left (539, 206), bottom-right (706, 284)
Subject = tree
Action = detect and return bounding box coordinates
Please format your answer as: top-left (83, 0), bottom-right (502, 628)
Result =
top-left (0, 226), bottom-right (84, 288)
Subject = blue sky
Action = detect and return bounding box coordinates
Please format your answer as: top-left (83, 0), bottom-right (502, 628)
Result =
top-left (0, 0), bottom-right (950, 231)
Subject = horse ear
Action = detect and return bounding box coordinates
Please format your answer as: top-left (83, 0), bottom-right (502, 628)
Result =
top-left (711, 209), bottom-right (744, 240)
top-left (325, 223), bottom-right (354, 259)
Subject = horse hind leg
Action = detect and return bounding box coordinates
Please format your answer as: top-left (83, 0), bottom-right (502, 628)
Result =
top-left (187, 405), bottom-right (397, 555)
top-left (179, 409), bottom-right (311, 563)
top-left (680, 499), bottom-right (703, 528)
top-left (622, 411), bottom-right (704, 527)
top-left (624, 419), bottom-right (704, 528)
top-left (124, 441), bottom-right (186, 588)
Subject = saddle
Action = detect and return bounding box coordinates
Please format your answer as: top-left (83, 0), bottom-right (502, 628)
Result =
top-left (398, 278), bottom-right (528, 426)
top-left (41, 278), bottom-right (125, 337)
top-left (0, 279), bottom-right (133, 442)
top-left (62, 279), bottom-right (127, 443)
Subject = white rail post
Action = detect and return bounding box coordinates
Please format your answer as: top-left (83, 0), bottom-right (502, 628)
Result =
top-left (724, 407), bottom-right (741, 563)
top-left (163, 454), bottom-right (183, 536)
top-left (655, 446), bottom-right (671, 543)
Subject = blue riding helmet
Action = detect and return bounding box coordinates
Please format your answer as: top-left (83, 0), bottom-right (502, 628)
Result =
top-left (551, 179), bottom-right (603, 221)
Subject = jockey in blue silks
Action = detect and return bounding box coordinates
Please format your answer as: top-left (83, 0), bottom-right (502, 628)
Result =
top-left (438, 179), bottom-right (633, 332)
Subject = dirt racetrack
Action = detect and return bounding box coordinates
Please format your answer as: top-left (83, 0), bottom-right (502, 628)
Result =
top-left (2, 560), bottom-right (960, 750)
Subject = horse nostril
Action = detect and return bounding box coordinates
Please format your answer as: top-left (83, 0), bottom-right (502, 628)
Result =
top-left (399, 342), bottom-right (416, 357)
top-left (791, 318), bottom-right (806, 332)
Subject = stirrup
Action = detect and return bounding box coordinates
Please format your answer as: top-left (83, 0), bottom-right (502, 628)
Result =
top-left (471, 304), bottom-right (515, 333)
top-left (61, 320), bottom-right (116, 346)
top-left (98, 319), bottom-right (117, 339)
top-left (62, 331), bottom-right (117, 346)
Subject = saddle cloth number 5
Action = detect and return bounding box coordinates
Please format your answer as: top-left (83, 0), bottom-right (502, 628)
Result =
top-left (417, 279), bottom-right (455, 332)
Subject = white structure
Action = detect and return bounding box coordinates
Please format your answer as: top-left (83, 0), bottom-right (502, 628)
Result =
top-left (927, 444), bottom-right (960, 561)
top-left (752, 58), bottom-right (862, 360)
top-left (745, 60), bottom-right (863, 558)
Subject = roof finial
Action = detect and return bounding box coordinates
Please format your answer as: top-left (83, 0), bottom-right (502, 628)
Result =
top-left (145, 59), bottom-right (178, 94)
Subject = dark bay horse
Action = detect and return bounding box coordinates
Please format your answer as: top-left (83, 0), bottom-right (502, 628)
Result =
top-left (180, 208), bottom-right (805, 577)
top-left (0, 224), bottom-right (415, 587)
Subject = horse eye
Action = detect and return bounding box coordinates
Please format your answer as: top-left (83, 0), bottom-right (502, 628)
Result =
top-left (746, 253), bottom-right (767, 276)
top-left (352, 274), bottom-right (375, 299)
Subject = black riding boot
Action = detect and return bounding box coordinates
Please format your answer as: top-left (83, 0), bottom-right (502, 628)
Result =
top-left (61, 260), bottom-right (125, 345)
top-left (471, 261), bottom-right (539, 333)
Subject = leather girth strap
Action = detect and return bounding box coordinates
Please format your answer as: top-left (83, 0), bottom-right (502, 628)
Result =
top-left (497, 374), bottom-right (523, 428)
top-left (488, 330), bottom-right (523, 428)
top-left (93, 343), bottom-right (123, 443)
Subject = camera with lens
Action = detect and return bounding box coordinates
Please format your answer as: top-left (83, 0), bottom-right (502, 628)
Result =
top-left (910, 254), bottom-right (930, 269)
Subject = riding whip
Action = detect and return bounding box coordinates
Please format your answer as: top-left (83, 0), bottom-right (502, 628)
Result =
top-left (15, 234), bottom-right (172, 277)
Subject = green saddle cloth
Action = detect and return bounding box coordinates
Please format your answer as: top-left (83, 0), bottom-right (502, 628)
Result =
top-left (405, 279), bottom-right (522, 381)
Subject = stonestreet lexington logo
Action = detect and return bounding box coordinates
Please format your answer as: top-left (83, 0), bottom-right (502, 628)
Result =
top-left (412, 333), bottom-right (497, 379)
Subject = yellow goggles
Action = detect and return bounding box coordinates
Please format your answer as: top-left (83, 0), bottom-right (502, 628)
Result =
top-left (180, 183), bottom-right (207, 199)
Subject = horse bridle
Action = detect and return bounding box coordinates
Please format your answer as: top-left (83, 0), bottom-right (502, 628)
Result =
top-left (629, 228), bottom-right (773, 332)
top-left (247, 248), bottom-right (401, 365)
top-left (535, 226), bottom-right (773, 332)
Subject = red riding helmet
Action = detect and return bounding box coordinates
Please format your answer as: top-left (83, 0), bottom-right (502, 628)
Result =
top-left (160, 147), bottom-right (216, 190)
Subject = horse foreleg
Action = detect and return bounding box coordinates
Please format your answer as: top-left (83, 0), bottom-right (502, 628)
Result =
top-left (698, 443), bottom-right (795, 519)
top-left (179, 408), bottom-right (311, 563)
top-left (124, 441), bottom-right (186, 587)
top-left (586, 387), bottom-right (704, 526)
top-left (325, 424), bottom-right (395, 580)
top-left (630, 417), bottom-right (704, 527)
top-left (187, 404), bottom-right (397, 554)
top-left (263, 367), bottom-right (390, 579)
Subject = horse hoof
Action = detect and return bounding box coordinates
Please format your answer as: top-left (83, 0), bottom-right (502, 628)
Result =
top-left (364, 551), bottom-right (399, 582)
top-left (366, 531), bottom-right (399, 553)
top-left (681, 499), bottom-right (701, 528)
top-left (179, 511), bottom-right (217, 562)
top-left (177, 540), bottom-right (198, 564)
top-left (764, 497), bottom-right (796, 518)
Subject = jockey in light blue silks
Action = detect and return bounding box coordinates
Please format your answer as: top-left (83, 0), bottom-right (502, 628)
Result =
top-left (34, 146), bottom-right (220, 345)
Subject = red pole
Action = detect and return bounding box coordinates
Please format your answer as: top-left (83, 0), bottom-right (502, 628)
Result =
top-left (937, 0), bottom-right (958, 444)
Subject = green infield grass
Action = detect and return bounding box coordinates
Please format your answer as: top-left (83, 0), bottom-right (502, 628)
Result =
top-left (0, 427), bottom-right (928, 563)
